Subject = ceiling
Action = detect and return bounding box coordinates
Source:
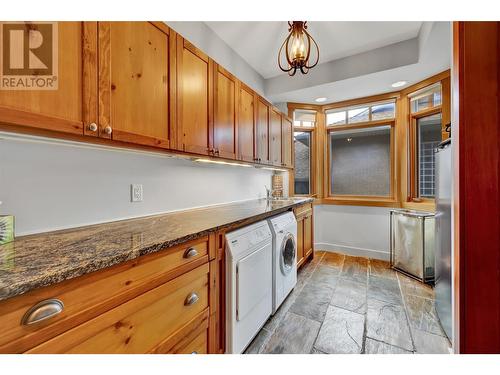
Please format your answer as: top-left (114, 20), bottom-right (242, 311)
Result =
top-left (205, 21), bottom-right (423, 79)
top-left (204, 21), bottom-right (451, 105)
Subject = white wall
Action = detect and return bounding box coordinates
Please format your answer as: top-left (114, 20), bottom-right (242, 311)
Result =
top-left (166, 22), bottom-right (266, 98)
top-left (314, 204), bottom-right (391, 260)
top-left (0, 134), bottom-right (274, 236)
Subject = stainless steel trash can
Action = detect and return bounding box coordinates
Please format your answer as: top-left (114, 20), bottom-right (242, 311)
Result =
top-left (390, 209), bottom-right (435, 284)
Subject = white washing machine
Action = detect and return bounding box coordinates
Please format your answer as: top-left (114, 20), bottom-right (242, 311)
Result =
top-left (225, 220), bottom-right (273, 354)
top-left (268, 212), bottom-right (297, 314)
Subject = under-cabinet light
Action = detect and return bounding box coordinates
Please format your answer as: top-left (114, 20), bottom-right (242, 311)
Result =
top-left (194, 158), bottom-right (252, 167)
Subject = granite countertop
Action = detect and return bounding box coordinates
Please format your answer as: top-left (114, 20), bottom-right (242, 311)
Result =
top-left (0, 197), bottom-right (312, 301)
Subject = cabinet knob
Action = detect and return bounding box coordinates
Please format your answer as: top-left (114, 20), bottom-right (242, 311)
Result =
top-left (21, 299), bottom-right (64, 326)
top-left (103, 126), bottom-right (113, 135)
top-left (184, 292), bottom-right (199, 306)
top-left (87, 123), bottom-right (98, 132)
top-left (183, 247), bottom-right (198, 259)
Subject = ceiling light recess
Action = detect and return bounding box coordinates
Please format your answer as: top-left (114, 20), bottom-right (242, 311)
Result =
top-left (391, 81), bottom-right (407, 88)
top-left (315, 97), bottom-right (327, 103)
top-left (278, 21), bottom-right (319, 76)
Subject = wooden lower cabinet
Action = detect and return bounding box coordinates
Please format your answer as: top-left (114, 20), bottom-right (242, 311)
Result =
top-left (294, 203), bottom-right (314, 268)
top-left (27, 264), bottom-right (209, 353)
top-left (297, 218), bottom-right (305, 265)
top-left (0, 237), bottom-right (214, 354)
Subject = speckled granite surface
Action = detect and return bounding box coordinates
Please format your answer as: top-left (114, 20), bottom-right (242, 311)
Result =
top-left (0, 198), bottom-right (312, 301)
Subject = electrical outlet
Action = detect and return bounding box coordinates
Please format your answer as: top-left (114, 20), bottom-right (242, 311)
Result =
top-left (131, 184), bottom-right (143, 202)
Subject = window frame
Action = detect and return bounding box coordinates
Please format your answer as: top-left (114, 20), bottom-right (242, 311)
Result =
top-left (288, 103), bottom-right (320, 198)
top-left (321, 93), bottom-right (399, 206)
top-left (409, 106), bottom-right (443, 203)
top-left (326, 119), bottom-right (397, 205)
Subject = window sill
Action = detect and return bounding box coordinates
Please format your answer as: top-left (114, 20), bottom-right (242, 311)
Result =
top-left (316, 197), bottom-right (401, 208)
top-left (402, 200), bottom-right (436, 213)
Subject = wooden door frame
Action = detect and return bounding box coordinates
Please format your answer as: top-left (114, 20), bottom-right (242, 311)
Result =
top-left (453, 21), bottom-right (500, 354)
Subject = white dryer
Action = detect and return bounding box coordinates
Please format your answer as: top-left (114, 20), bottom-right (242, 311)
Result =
top-left (225, 220), bottom-right (273, 354)
top-left (268, 212), bottom-right (297, 314)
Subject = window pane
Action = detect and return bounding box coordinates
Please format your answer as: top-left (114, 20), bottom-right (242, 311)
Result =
top-left (417, 113), bottom-right (442, 198)
top-left (293, 110), bottom-right (316, 127)
top-left (330, 126), bottom-right (391, 196)
top-left (411, 84), bottom-right (441, 112)
top-left (348, 107), bottom-right (369, 123)
top-left (294, 131), bottom-right (311, 195)
top-left (326, 110), bottom-right (346, 126)
top-left (371, 102), bottom-right (395, 120)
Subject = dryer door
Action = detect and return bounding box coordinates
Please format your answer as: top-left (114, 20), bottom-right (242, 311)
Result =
top-left (236, 244), bottom-right (272, 321)
top-left (280, 233), bottom-right (296, 275)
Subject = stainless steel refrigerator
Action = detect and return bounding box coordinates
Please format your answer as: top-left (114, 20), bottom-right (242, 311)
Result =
top-left (435, 138), bottom-right (452, 340)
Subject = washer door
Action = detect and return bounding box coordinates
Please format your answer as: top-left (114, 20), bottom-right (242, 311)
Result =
top-left (280, 233), bottom-right (296, 275)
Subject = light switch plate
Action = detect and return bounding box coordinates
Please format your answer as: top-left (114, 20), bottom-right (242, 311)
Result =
top-left (131, 184), bottom-right (143, 202)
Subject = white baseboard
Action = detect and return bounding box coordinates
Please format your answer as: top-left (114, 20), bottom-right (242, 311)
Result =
top-left (314, 242), bottom-right (390, 261)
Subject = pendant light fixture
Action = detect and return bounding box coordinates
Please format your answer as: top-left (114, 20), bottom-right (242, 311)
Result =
top-left (278, 21), bottom-right (320, 76)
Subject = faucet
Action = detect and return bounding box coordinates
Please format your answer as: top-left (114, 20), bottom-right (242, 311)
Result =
top-left (264, 185), bottom-right (272, 200)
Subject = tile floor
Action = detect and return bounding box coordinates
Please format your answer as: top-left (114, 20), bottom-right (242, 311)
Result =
top-left (244, 251), bottom-right (452, 354)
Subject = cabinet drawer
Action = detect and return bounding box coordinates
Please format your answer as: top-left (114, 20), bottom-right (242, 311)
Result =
top-left (179, 328), bottom-right (208, 354)
top-left (149, 309), bottom-right (209, 354)
top-left (294, 203), bottom-right (312, 218)
top-left (27, 263), bottom-right (209, 353)
top-left (0, 237), bottom-right (209, 353)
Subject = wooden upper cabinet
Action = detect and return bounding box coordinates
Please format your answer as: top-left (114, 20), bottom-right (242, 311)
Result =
top-left (237, 84), bottom-right (255, 162)
top-left (270, 108), bottom-right (282, 166)
top-left (213, 64), bottom-right (238, 159)
top-left (281, 116), bottom-right (293, 168)
top-left (96, 22), bottom-right (172, 147)
top-left (255, 97), bottom-right (270, 164)
top-left (176, 36), bottom-right (213, 155)
top-left (0, 22), bottom-right (86, 135)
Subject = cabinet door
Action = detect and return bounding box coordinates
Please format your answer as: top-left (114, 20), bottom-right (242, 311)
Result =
top-left (269, 108), bottom-right (282, 166)
top-left (176, 36), bottom-right (213, 155)
top-left (98, 22), bottom-right (171, 146)
top-left (296, 218), bottom-right (304, 266)
top-left (304, 214), bottom-right (313, 257)
top-left (0, 22), bottom-right (89, 135)
top-left (281, 116), bottom-right (293, 168)
top-left (255, 98), bottom-right (270, 164)
top-left (213, 64), bottom-right (237, 159)
top-left (237, 84), bottom-right (255, 162)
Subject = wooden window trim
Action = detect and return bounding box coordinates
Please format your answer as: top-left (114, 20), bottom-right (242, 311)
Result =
top-left (292, 127), bottom-right (315, 197)
top-left (288, 104), bottom-right (319, 198)
top-left (326, 120), bottom-right (397, 204)
top-left (286, 69), bottom-right (450, 210)
top-left (406, 73), bottom-right (450, 205)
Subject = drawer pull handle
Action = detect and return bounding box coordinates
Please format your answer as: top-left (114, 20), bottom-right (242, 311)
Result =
top-left (191, 351), bottom-right (198, 354)
top-left (21, 299), bottom-right (64, 326)
top-left (184, 247), bottom-right (198, 259)
top-left (184, 292), bottom-right (199, 306)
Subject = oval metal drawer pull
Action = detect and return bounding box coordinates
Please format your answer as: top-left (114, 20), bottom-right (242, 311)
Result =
top-left (184, 292), bottom-right (199, 306)
top-left (183, 247), bottom-right (198, 259)
top-left (21, 299), bottom-right (64, 326)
